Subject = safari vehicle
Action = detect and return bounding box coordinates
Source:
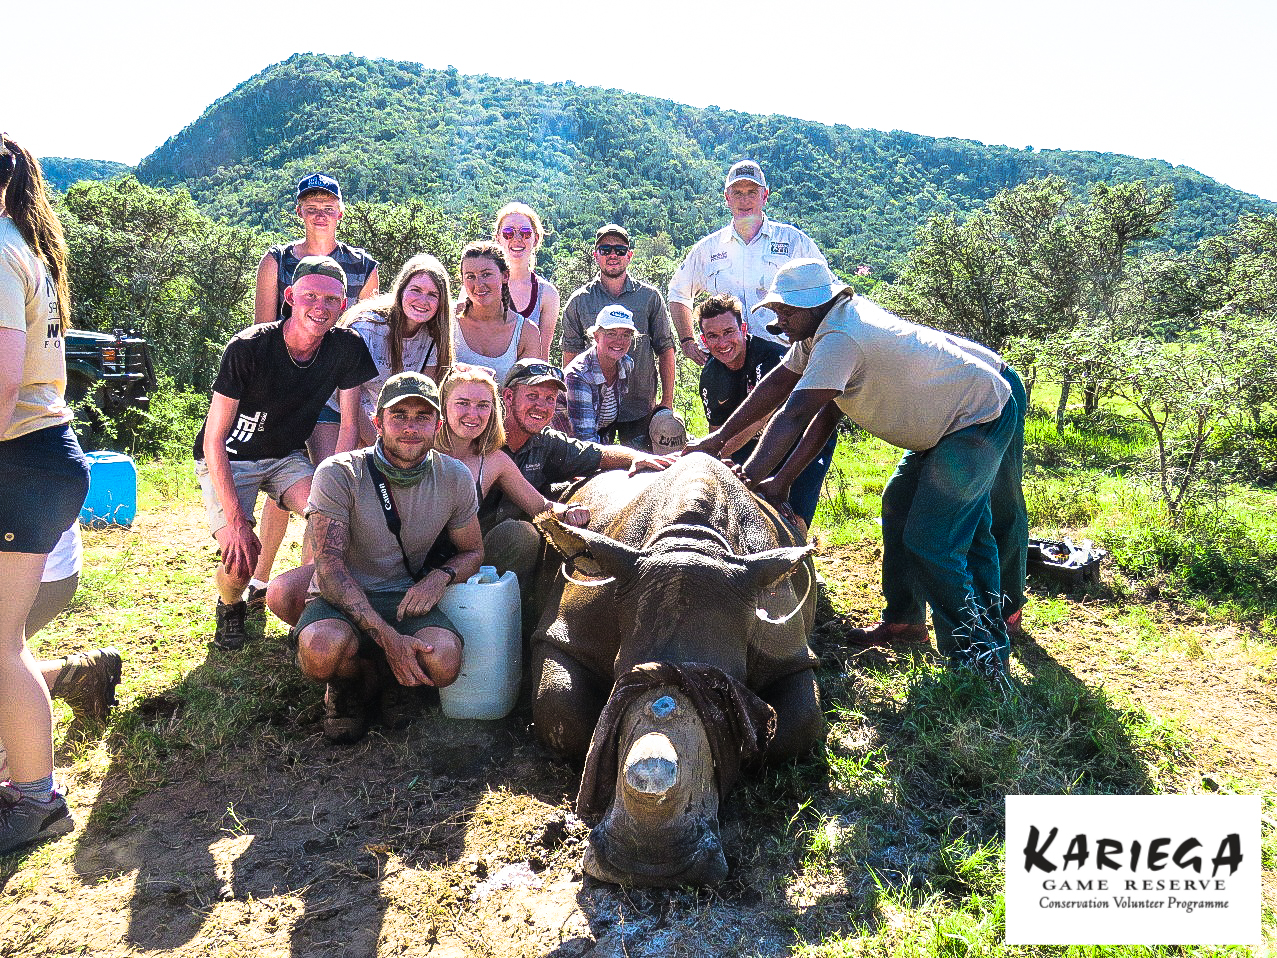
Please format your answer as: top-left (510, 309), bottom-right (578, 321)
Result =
top-left (65, 327), bottom-right (157, 440)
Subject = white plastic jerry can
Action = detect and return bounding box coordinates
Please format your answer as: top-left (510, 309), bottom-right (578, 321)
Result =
top-left (437, 566), bottom-right (522, 720)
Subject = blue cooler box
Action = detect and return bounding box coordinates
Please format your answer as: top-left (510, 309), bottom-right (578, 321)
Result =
top-left (80, 451), bottom-right (138, 527)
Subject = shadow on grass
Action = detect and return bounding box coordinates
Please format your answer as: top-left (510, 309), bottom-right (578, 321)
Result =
top-left (15, 580), bottom-right (1198, 957)
top-left (681, 611), bottom-right (1183, 948)
top-left (64, 619), bottom-right (583, 958)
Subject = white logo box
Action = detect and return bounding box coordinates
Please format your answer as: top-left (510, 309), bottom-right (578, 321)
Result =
top-left (1005, 794), bottom-right (1260, 945)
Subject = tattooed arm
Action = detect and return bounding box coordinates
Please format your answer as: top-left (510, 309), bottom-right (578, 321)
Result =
top-left (309, 511), bottom-right (434, 685)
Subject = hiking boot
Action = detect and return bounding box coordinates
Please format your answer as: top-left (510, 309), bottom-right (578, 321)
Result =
top-left (214, 599), bottom-right (249, 651)
top-left (245, 584), bottom-right (268, 622)
top-left (323, 679), bottom-right (372, 744)
top-left (0, 784), bottom-right (74, 855)
top-left (846, 621), bottom-right (930, 648)
top-left (1005, 608), bottom-right (1025, 638)
top-left (50, 647), bottom-right (123, 720)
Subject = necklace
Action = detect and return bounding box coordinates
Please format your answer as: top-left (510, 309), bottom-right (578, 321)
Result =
top-left (283, 331), bottom-right (320, 369)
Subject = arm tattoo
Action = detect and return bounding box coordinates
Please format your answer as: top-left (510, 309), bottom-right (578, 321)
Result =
top-left (310, 513), bottom-right (394, 643)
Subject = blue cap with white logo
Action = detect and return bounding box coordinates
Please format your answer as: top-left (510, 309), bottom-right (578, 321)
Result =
top-left (296, 172), bottom-right (342, 202)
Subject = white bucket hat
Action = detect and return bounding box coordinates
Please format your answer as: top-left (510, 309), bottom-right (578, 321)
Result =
top-left (752, 259), bottom-right (849, 312)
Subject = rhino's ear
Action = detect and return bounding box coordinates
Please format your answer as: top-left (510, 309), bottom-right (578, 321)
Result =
top-left (741, 544), bottom-right (814, 590)
top-left (535, 515), bottom-right (642, 579)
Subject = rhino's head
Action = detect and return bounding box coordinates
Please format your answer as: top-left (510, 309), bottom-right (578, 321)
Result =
top-left (539, 518), bottom-right (809, 886)
top-left (538, 519), bottom-right (813, 675)
top-left (582, 685), bottom-right (729, 887)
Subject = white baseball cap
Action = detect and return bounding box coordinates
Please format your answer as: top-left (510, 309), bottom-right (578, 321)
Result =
top-left (592, 304), bottom-right (638, 332)
top-left (649, 408), bottom-right (688, 453)
top-left (725, 160), bottom-right (767, 190)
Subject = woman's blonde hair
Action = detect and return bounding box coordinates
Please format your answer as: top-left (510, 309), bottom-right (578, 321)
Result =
top-left (436, 365), bottom-right (505, 457)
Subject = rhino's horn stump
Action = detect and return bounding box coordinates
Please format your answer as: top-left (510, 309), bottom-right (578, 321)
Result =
top-left (624, 732), bottom-right (679, 797)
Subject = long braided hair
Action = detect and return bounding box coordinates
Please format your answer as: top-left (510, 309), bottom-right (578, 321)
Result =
top-left (0, 135), bottom-right (71, 332)
top-left (457, 241), bottom-right (514, 319)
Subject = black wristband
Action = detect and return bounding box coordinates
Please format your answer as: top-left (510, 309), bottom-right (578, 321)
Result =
top-left (437, 565), bottom-right (458, 585)
top-left (680, 336), bottom-right (695, 344)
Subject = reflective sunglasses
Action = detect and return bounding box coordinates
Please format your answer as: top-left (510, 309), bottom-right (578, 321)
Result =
top-left (516, 362), bottom-right (564, 381)
top-left (596, 244), bottom-right (630, 256)
top-left (501, 226), bottom-right (535, 240)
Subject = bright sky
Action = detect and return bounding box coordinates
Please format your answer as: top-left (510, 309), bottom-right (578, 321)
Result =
top-left (9, 0), bottom-right (1276, 202)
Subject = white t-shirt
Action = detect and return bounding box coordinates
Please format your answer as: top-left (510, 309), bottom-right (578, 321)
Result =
top-left (327, 311), bottom-right (441, 422)
top-left (0, 217), bottom-right (70, 439)
top-left (669, 217), bottom-right (826, 343)
top-left (782, 295), bottom-right (1010, 451)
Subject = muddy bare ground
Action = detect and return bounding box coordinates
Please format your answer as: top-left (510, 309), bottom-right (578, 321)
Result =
top-left (1, 510), bottom-right (1274, 957)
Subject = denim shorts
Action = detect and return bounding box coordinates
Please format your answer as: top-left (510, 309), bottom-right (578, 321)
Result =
top-left (0, 423), bottom-right (90, 554)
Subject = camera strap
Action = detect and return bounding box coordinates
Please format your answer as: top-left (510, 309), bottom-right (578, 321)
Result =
top-left (366, 460), bottom-right (429, 583)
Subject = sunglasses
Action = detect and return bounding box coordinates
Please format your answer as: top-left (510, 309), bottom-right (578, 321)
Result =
top-left (596, 244), bottom-right (631, 256)
top-left (509, 362), bottom-right (564, 384)
top-left (501, 226), bottom-right (535, 240)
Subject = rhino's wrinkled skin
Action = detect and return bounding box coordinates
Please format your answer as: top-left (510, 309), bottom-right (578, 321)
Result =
top-left (531, 453), bottom-right (822, 886)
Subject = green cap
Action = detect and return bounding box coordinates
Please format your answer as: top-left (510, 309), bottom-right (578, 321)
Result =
top-left (376, 372), bottom-right (441, 414)
top-left (292, 255), bottom-right (347, 289)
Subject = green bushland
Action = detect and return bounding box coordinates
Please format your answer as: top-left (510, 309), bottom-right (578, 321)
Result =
top-left (21, 387), bottom-right (1277, 953)
top-left (131, 53), bottom-right (1276, 281)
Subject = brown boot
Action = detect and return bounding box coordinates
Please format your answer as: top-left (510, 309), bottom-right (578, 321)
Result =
top-left (323, 681), bottom-right (369, 744)
top-left (845, 621), bottom-right (930, 648)
top-left (1005, 608), bottom-right (1025, 638)
top-left (51, 648), bottom-right (123, 720)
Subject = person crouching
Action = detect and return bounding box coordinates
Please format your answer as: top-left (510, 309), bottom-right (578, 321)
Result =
top-left (292, 372), bottom-right (482, 744)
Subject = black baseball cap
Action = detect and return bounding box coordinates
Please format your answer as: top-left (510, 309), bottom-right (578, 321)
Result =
top-left (502, 359), bottom-right (566, 392)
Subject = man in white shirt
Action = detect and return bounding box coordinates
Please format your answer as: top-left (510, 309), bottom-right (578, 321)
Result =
top-left (669, 160), bottom-right (827, 363)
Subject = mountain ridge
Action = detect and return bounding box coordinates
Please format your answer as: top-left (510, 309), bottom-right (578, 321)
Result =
top-left (66, 52), bottom-right (1276, 276)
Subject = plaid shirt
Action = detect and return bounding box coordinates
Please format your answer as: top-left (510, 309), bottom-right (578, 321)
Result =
top-left (564, 348), bottom-right (634, 444)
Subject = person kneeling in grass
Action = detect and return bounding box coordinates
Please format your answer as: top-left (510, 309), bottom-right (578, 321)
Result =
top-left (291, 373), bottom-right (481, 744)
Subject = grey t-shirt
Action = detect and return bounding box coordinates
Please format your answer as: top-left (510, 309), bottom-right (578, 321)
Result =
top-left (306, 447), bottom-right (478, 593)
top-left (783, 296), bottom-right (1010, 451)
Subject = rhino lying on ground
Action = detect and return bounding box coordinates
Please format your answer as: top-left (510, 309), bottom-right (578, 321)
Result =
top-left (532, 453), bottom-right (823, 886)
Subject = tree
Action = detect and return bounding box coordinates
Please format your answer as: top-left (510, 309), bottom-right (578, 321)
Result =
top-left (1069, 316), bottom-right (1277, 521)
top-left (886, 211), bottom-right (1022, 350)
top-left (893, 177), bottom-right (1175, 430)
top-left (339, 200), bottom-right (472, 282)
top-left (59, 176), bottom-right (258, 390)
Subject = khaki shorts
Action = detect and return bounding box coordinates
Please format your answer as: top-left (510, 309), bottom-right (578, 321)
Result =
top-left (194, 450), bottom-right (314, 537)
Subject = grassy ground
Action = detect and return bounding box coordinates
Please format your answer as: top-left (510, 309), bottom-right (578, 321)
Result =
top-left (2, 398), bottom-right (1276, 955)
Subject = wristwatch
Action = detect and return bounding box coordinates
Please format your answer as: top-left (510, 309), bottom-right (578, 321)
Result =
top-left (437, 565), bottom-right (458, 585)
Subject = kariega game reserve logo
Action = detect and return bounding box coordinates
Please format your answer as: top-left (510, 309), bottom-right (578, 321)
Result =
top-left (1005, 795), bottom-right (1260, 945)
